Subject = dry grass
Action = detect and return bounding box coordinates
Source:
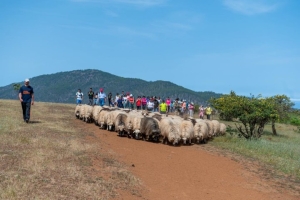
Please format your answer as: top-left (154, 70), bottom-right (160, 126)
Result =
top-left (0, 100), bottom-right (141, 200)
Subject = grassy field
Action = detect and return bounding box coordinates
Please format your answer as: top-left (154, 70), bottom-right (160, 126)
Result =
top-left (0, 100), bottom-right (140, 200)
top-left (211, 119), bottom-right (300, 180)
top-left (1, 100), bottom-right (299, 199)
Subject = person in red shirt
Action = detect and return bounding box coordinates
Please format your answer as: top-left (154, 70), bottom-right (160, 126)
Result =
top-left (129, 94), bottom-right (135, 110)
top-left (136, 96), bottom-right (142, 110)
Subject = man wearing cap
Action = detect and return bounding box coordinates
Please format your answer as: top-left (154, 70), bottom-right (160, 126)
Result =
top-left (19, 78), bottom-right (34, 123)
top-left (98, 88), bottom-right (106, 106)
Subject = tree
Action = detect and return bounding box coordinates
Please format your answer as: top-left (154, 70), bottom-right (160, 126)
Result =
top-left (13, 83), bottom-right (21, 92)
top-left (266, 95), bottom-right (294, 135)
top-left (210, 91), bottom-right (278, 139)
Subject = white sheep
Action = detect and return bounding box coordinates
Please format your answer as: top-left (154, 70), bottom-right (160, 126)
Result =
top-left (97, 109), bottom-right (110, 129)
top-left (124, 112), bottom-right (143, 138)
top-left (219, 123), bottom-right (227, 136)
top-left (106, 109), bottom-right (124, 131)
top-left (75, 105), bottom-right (81, 119)
top-left (114, 112), bottom-right (128, 136)
top-left (194, 119), bottom-right (209, 144)
top-left (79, 104), bottom-right (87, 120)
top-left (160, 117), bottom-right (181, 146)
top-left (92, 106), bottom-right (103, 124)
top-left (204, 119), bottom-right (214, 139)
top-left (179, 119), bottom-right (194, 145)
top-left (83, 105), bottom-right (93, 123)
top-left (211, 120), bottom-right (221, 136)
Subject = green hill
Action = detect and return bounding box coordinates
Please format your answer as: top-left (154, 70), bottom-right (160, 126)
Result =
top-left (0, 69), bottom-right (222, 104)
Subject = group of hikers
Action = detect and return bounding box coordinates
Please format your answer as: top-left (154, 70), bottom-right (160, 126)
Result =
top-left (76, 88), bottom-right (213, 119)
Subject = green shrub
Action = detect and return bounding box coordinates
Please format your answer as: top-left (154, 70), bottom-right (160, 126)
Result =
top-left (290, 117), bottom-right (300, 126)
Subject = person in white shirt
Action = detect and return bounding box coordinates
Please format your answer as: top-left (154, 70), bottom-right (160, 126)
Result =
top-left (98, 88), bottom-right (106, 106)
top-left (147, 98), bottom-right (154, 111)
top-left (76, 89), bottom-right (83, 105)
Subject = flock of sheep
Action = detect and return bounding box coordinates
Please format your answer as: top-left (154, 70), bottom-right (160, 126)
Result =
top-left (75, 104), bottom-right (227, 146)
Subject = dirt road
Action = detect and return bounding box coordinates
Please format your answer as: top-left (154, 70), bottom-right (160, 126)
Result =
top-left (80, 121), bottom-right (299, 200)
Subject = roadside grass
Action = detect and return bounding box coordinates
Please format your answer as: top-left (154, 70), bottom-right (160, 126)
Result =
top-left (211, 119), bottom-right (300, 180)
top-left (0, 100), bottom-right (140, 200)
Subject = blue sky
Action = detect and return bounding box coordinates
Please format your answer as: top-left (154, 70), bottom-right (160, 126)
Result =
top-left (0, 0), bottom-right (299, 103)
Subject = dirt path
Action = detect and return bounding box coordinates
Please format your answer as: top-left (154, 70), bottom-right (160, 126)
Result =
top-left (79, 121), bottom-right (299, 200)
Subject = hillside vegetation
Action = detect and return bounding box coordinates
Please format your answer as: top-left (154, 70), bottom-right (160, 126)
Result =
top-left (0, 69), bottom-right (222, 104)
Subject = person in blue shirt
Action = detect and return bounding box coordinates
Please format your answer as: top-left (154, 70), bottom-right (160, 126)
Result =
top-left (19, 78), bottom-right (34, 123)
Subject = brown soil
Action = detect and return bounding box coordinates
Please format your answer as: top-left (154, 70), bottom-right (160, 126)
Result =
top-left (78, 120), bottom-right (300, 200)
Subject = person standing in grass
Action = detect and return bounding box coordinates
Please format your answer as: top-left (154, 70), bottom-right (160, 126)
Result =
top-left (19, 78), bottom-right (34, 123)
top-left (205, 105), bottom-right (212, 120)
top-left (199, 105), bottom-right (204, 119)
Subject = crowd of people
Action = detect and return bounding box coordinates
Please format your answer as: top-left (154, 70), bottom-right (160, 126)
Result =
top-left (76, 88), bottom-right (213, 119)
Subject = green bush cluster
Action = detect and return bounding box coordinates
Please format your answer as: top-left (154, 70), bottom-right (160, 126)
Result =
top-left (290, 117), bottom-right (300, 126)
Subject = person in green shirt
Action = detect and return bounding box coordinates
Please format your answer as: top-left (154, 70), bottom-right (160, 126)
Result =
top-left (159, 99), bottom-right (168, 114)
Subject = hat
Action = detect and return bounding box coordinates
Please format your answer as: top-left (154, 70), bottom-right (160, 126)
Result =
top-left (130, 94), bottom-right (133, 97)
top-left (100, 88), bottom-right (103, 92)
top-left (25, 78), bottom-right (30, 82)
top-left (191, 102), bottom-right (194, 105)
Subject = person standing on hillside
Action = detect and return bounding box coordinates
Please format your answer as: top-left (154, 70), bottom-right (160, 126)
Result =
top-left (19, 78), bottom-right (34, 123)
top-left (76, 89), bottom-right (83, 105)
top-left (205, 105), bottom-right (212, 120)
top-left (87, 88), bottom-right (94, 106)
top-left (199, 105), bottom-right (204, 119)
top-left (98, 88), bottom-right (106, 106)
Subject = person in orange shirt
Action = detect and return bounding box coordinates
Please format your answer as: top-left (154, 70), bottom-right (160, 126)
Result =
top-left (129, 94), bottom-right (135, 110)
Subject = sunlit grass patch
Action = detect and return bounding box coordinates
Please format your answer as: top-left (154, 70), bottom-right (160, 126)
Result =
top-left (212, 120), bottom-right (300, 179)
top-left (0, 99), bottom-right (141, 199)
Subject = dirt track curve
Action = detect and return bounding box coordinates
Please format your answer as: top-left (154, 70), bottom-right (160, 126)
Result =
top-left (77, 120), bottom-right (299, 200)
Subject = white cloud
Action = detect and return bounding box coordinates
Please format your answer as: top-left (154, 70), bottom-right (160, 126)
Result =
top-left (223, 0), bottom-right (280, 15)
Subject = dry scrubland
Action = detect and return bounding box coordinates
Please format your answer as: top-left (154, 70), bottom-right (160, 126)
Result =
top-left (1, 100), bottom-right (300, 199)
top-left (0, 100), bottom-right (140, 200)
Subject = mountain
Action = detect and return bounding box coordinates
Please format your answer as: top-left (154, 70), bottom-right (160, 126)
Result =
top-left (0, 69), bottom-right (222, 105)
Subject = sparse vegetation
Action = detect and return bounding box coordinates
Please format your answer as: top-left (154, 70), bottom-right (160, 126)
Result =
top-left (212, 120), bottom-right (300, 179)
top-left (0, 100), bottom-right (140, 199)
